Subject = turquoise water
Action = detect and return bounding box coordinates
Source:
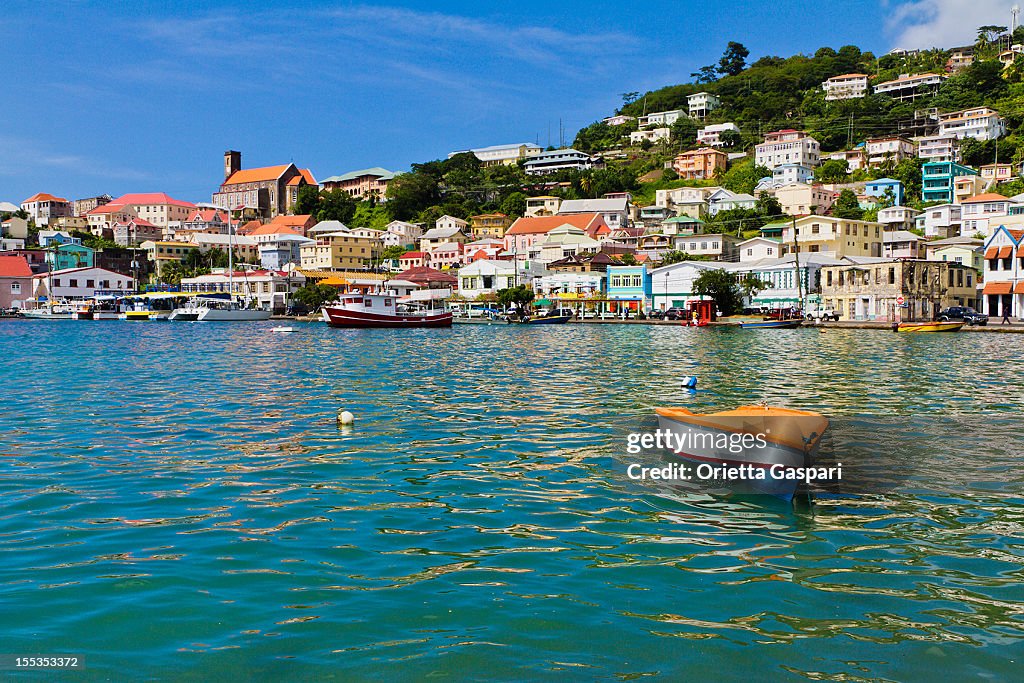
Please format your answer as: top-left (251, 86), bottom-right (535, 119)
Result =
top-left (1, 320), bottom-right (1023, 680)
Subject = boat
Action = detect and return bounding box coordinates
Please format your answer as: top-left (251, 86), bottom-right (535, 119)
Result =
top-left (195, 298), bottom-right (272, 322)
top-left (507, 310), bottom-right (572, 325)
top-left (21, 301), bottom-right (76, 320)
top-left (739, 318), bottom-right (804, 329)
top-left (897, 321), bottom-right (964, 333)
top-left (655, 405), bottom-right (830, 500)
top-left (323, 293), bottom-right (453, 328)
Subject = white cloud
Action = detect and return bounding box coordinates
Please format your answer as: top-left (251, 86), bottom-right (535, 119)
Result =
top-left (886, 0), bottom-right (1019, 50)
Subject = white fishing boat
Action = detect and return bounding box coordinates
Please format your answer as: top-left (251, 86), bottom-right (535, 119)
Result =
top-left (22, 301), bottom-right (76, 319)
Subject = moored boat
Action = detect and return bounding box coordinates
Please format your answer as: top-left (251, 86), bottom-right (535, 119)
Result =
top-left (739, 318), bottom-right (804, 329)
top-left (897, 321), bottom-right (964, 333)
top-left (654, 405), bottom-right (830, 500)
top-left (323, 293), bottom-right (452, 328)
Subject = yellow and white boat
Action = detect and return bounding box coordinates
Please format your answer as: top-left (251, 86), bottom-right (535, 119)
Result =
top-left (897, 321), bottom-right (963, 333)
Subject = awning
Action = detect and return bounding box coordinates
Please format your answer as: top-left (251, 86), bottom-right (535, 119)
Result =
top-left (998, 246), bottom-right (1013, 259)
top-left (320, 277), bottom-right (349, 286)
top-left (983, 281), bottom-right (1012, 295)
top-left (984, 247), bottom-right (999, 259)
top-left (1018, 244), bottom-right (1024, 257)
top-left (1016, 282), bottom-right (1024, 295)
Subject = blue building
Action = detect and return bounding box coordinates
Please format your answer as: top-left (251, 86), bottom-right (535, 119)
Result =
top-left (773, 163), bottom-right (814, 186)
top-left (922, 162), bottom-right (978, 203)
top-left (45, 243), bottom-right (95, 271)
top-left (605, 265), bottom-right (652, 314)
top-left (864, 178), bottom-right (904, 206)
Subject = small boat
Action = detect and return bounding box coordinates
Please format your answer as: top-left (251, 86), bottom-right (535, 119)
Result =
top-left (516, 315), bottom-right (571, 325)
top-left (740, 318), bottom-right (804, 329)
top-left (655, 405), bottom-right (830, 501)
top-left (271, 326), bottom-right (296, 333)
top-left (323, 293), bottom-right (452, 328)
top-left (897, 321), bottom-right (964, 333)
top-left (72, 303), bottom-right (95, 320)
top-left (120, 310), bottom-right (157, 321)
top-left (21, 302), bottom-right (75, 320)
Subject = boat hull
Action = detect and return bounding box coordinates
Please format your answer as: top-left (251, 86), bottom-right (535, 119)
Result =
top-left (740, 319), bottom-right (804, 329)
top-left (897, 321), bottom-right (963, 333)
top-left (654, 406), bottom-right (829, 501)
top-left (197, 308), bottom-right (272, 322)
top-left (323, 306), bottom-right (453, 328)
top-left (167, 309), bottom-right (199, 321)
top-left (516, 315), bottom-right (571, 325)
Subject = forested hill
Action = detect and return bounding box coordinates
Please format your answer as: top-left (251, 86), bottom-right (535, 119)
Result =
top-left (574, 31), bottom-right (1024, 159)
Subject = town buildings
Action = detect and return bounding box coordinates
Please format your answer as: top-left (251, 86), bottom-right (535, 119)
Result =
top-left (0, 255), bottom-right (33, 310)
top-left (979, 163), bottom-right (1014, 184)
top-left (73, 195), bottom-right (111, 217)
top-left (782, 216), bottom-right (884, 258)
top-left (825, 148), bottom-right (867, 172)
top-left (877, 205), bottom-right (921, 231)
top-left (319, 168), bottom-right (395, 200)
top-left (922, 161), bottom-right (979, 203)
top-left (961, 193), bottom-right (1015, 236)
top-left (638, 109), bottom-right (685, 127)
top-left (630, 128), bottom-right (670, 145)
top-left (773, 183), bottom-right (837, 216)
top-left (31, 266), bottom-right (135, 301)
top-left (86, 204), bottom-right (137, 238)
top-left (21, 193), bottom-right (72, 226)
top-left (299, 222), bottom-right (381, 271)
top-left (382, 220), bottom-right (423, 249)
top-left (504, 213), bottom-right (609, 256)
top-left (687, 92), bottom-right (720, 118)
top-left (672, 148), bottom-right (728, 179)
top-left (470, 213), bottom-right (512, 240)
top-left (937, 107), bottom-right (1007, 141)
top-left (755, 130), bottom-right (820, 170)
top-left (696, 122), bottom-right (740, 147)
top-left (213, 151), bottom-right (317, 219)
top-left (525, 196), bottom-right (561, 217)
top-left (981, 227), bottom-right (1024, 317)
top-left (1, 216), bottom-right (29, 240)
top-left (259, 234), bottom-right (314, 270)
top-left (822, 73), bottom-right (869, 100)
top-left (882, 230), bottom-right (926, 258)
top-left (873, 72), bottom-right (946, 101)
top-left (112, 218), bottom-right (162, 247)
top-left (917, 134), bottom-right (959, 163)
top-left (106, 192), bottom-right (196, 231)
top-left (420, 224), bottom-right (468, 251)
top-left (523, 149), bottom-right (597, 175)
top-left (864, 178), bottom-right (905, 206)
top-left (865, 136), bottom-right (916, 168)
top-left (820, 259), bottom-right (977, 320)
top-left (558, 198), bottom-right (628, 231)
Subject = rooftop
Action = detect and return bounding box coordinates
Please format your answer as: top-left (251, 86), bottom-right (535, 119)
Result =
top-left (320, 167), bottom-right (395, 184)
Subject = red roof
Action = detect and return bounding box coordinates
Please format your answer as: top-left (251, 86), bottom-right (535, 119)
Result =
top-left (268, 214), bottom-right (312, 227)
top-left (506, 213), bottom-right (608, 236)
top-left (109, 192), bottom-right (195, 208)
top-left (963, 193), bottom-right (1010, 203)
top-left (186, 209), bottom-right (226, 222)
top-left (400, 251), bottom-right (426, 259)
top-left (223, 164), bottom-right (291, 186)
top-left (87, 204), bottom-right (129, 215)
top-left (23, 192), bottom-right (69, 204)
top-left (298, 169), bottom-right (317, 185)
top-left (249, 223), bottom-right (301, 236)
top-left (0, 255), bottom-right (32, 278)
top-left (236, 220), bottom-right (263, 235)
top-left (397, 266), bottom-right (457, 285)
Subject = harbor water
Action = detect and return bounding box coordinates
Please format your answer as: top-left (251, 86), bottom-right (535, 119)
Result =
top-left (1, 320), bottom-right (1022, 679)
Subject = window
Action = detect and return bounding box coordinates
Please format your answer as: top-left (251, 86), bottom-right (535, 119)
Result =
top-left (69, 279), bottom-right (78, 287)
top-left (86, 279), bottom-right (95, 288)
top-left (811, 224), bottom-right (820, 234)
top-left (11, 283), bottom-right (20, 293)
top-left (888, 268), bottom-right (896, 284)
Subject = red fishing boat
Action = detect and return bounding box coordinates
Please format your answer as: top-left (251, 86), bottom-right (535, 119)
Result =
top-left (322, 293), bottom-right (453, 328)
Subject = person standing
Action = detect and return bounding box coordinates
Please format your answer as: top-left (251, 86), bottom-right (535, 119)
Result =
top-left (1003, 303), bottom-right (1012, 325)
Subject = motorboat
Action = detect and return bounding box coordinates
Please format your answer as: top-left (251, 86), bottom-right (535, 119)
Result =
top-left (654, 405), bottom-right (830, 500)
top-left (740, 319), bottom-right (804, 329)
top-left (323, 293), bottom-right (452, 328)
top-left (897, 321), bottom-right (963, 333)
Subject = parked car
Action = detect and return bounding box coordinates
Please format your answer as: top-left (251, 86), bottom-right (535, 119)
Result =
top-left (805, 307), bottom-right (840, 322)
top-left (648, 309), bottom-right (665, 320)
top-left (664, 307), bottom-right (687, 320)
top-left (938, 306), bottom-right (988, 326)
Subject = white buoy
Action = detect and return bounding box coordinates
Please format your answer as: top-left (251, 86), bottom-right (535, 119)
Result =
top-left (337, 410), bottom-right (355, 425)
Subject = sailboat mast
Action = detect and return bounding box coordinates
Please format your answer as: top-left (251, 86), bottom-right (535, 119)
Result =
top-left (227, 206), bottom-right (234, 301)
top-left (791, 217), bottom-right (803, 312)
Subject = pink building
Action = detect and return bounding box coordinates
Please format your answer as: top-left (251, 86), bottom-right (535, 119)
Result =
top-left (427, 242), bottom-right (465, 269)
top-left (0, 255), bottom-right (33, 309)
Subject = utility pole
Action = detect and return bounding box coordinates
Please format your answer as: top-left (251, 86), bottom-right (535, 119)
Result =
top-left (791, 217), bottom-right (804, 314)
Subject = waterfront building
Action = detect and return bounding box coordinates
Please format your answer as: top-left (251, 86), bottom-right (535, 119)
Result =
top-left (213, 150), bottom-right (317, 219)
top-left (21, 193), bottom-right (73, 226)
top-left (447, 143), bottom-right (542, 167)
top-left (672, 148), bottom-right (728, 179)
top-left (755, 130), bottom-right (820, 170)
top-left (179, 269), bottom-right (306, 312)
top-left (922, 161), bottom-right (978, 203)
top-left (783, 216), bottom-right (883, 258)
top-left (605, 265), bottom-right (653, 313)
top-left (671, 233), bottom-right (741, 261)
top-left (32, 266), bottom-right (135, 300)
top-left (319, 168), bottom-right (395, 200)
top-left (139, 240), bottom-right (193, 280)
top-left (186, 233), bottom-right (260, 264)
top-left (457, 259), bottom-right (546, 299)
top-left (0, 255), bottom-right (33, 309)
top-left (547, 251), bottom-right (621, 274)
top-left (822, 73), bottom-right (869, 100)
top-left (534, 272), bottom-right (604, 303)
top-left (981, 226), bottom-right (1024, 317)
top-left (820, 258), bottom-right (978, 320)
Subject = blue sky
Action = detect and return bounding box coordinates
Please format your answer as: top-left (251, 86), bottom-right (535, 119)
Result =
top-left (0, 0), bottom-right (1014, 204)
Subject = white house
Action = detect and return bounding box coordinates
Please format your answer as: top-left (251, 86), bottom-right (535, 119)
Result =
top-left (523, 149), bottom-right (596, 175)
top-left (259, 234), bottom-right (314, 270)
top-left (638, 109), bottom-right (685, 127)
top-left (706, 189), bottom-right (756, 216)
top-left (457, 259), bottom-right (546, 299)
top-left (648, 261), bottom-right (721, 311)
top-left (873, 72), bottom-right (946, 101)
top-left (773, 163), bottom-right (814, 186)
top-left (448, 143), bottom-right (542, 166)
top-left (436, 215), bottom-right (469, 232)
top-left (882, 230), bottom-right (925, 259)
top-left (981, 226), bottom-right (1024, 317)
top-left (179, 269), bottom-right (306, 311)
top-left (961, 193), bottom-right (1016, 237)
top-left (382, 220), bottom-right (423, 249)
top-left (533, 272), bottom-right (604, 300)
top-left (938, 107), bottom-right (1007, 141)
top-left (822, 73), bottom-right (868, 100)
top-left (630, 128), bottom-right (670, 145)
top-left (755, 130), bottom-right (820, 170)
top-left (914, 204), bottom-right (962, 238)
top-left (687, 92), bottom-right (720, 118)
top-left (525, 196), bottom-right (561, 217)
top-left (32, 267), bottom-right (135, 300)
top-left (738, 237), bottom-right (782, 262)
top-left (696, 122), bottom-right (741, 147)
top-left (558, 198), bottom-right (630, 230)
top-left (877, 206), bottom-right (921, 232)
top-left (917, 135), bottom-right (959, 163)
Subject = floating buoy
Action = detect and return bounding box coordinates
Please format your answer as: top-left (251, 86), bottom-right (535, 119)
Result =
top-left (337, 410), bottom-right (355, 425)
top-left (680, 376), bottom-right (697, 390)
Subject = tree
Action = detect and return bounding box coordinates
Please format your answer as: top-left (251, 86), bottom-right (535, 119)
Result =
top-left (738, 273), bottom-right (770, 299)
top-left (691, 65), bottom-right (719, 84)
top-left (718, 42), bottom-right (750, 77)
top-left (381, 245), bottom-right (407, 260)
top-left (719, 129), bottom-right (742, 148)
top-left (318, 189), bottom-right (356, 223)
top-left (293, 185), bottom-right (320, 215)
top-left (620, 91), bottom-right (640, 105)
top-left (832, 189), bottom-right (864, 219)
top-left (500, 192), bottom-right (527, 218)
top-left (814, 158), bottom-right (850, 183)
top-left (496, 284), bottom-right (535, 311)
top-left (720, 160), bottom-right (772, 195)
top-left (670, 116), bottom-right (700, 146)
top-left (618, 253), bottom-right (638, 266)
top-left (755, 193), bottom-right (784, 219)
top-left (658, 250), bottom-right (691, 266)
top-left (386, 171), bottom-right (440, 220)
top-left (293, 283), bottom-right (341, 311)
top-left (692, 269), bottom-right (744, 316)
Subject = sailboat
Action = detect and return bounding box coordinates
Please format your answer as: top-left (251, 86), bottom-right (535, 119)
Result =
top-left (169, 206), bottom-right (271, 322)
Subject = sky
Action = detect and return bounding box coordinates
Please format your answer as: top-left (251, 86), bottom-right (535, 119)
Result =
top-left (0, 0), bottom-right (1020, 204)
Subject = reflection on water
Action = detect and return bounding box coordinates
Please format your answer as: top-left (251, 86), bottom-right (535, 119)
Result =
top-left (0, 321), bottom-right (1022, 678)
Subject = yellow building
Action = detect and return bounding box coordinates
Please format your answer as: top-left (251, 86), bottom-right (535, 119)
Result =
top-left (782, 216), bottom-right (883, 258)
top-left (300, 230), bottom-right (381, 270)
top-left (470, 213), bottom-right (512, 239)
